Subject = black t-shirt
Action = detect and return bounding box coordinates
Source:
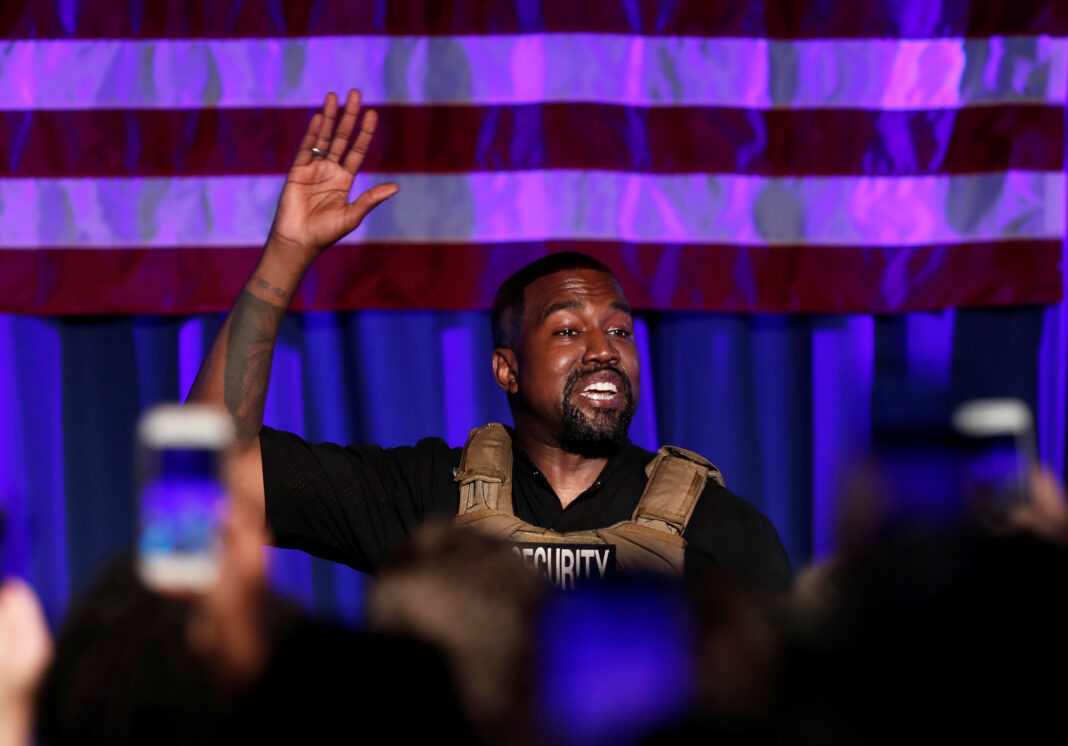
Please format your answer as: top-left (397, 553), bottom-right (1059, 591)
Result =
top-left (260, 425), bottom-right (793, 592)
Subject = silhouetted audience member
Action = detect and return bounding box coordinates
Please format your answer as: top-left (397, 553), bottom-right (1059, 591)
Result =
top-left (37, 507), bottom-right (473, 745)
top-left (36, 559), bottom-right (228, 746)
top-left (642, 571), bottom-right (785, 746)
top-left (24, 436), bottom-right (1068, 746)
top-left (366, 522), bottom-right (546, 746)
top-left (776, 462), bottom-right (1068, 745)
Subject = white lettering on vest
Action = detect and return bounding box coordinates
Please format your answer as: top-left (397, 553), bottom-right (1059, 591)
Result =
top-left (593, 548), bottom-right (610, 578)
top-left (559, 549), bottom-right (575, 590)
top-left (511, 543), bottom-right (617, 589)
top-left (534, 546), bottom-right (548, 574)
top-left (579, 548), bottom-right (594, 577)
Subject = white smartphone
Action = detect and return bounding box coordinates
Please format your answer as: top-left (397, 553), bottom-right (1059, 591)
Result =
top-left (136, 404), bottom-right (233, 592)
top-left (951, 398), bottom-right (1036, 519)
top-left (866, 394), bottom-right (1036, 529)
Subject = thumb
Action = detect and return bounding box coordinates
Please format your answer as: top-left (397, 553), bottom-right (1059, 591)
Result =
top-left (344, 182), bottom-right (398, 229)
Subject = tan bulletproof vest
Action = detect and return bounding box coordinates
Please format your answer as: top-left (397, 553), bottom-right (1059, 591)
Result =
top-left (453, 423), bottom-right (724, 576)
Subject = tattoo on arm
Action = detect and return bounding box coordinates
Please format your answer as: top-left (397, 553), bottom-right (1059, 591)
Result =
top-left (254, 276), bottom-right (289, 299)
top-left (224, 290), bottom-right (287, 441)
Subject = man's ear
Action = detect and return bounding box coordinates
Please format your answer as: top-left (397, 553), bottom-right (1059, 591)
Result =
top-left (492, 348), bottom-right (519, 394)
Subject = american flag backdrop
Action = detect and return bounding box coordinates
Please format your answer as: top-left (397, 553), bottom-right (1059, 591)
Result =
top-left (1, 0), bottom-right (1065, 315)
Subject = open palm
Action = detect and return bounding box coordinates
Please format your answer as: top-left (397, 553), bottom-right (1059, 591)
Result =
top-left (269, 89), bottom-right (398, 265)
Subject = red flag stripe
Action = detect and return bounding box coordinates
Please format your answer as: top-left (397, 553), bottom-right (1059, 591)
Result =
top-left (3, 104), bottom-right (1061, 178)
top-left (0, 240), bottom-right (1059, 316)
top-left (5, 0), bottom-right (1067, 40)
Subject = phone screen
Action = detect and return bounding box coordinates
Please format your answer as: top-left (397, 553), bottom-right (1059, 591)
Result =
top-left (869, 398), bottom-right (1033, 528)
top-left (138, 448), bottom-right (227, 591)
top-left (136, 405), bottom-right (232, 593)
top-left (958, 432), bottom-right (1030, 519)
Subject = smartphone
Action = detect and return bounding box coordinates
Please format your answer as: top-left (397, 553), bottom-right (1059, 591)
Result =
top-left (136, 404), bottom-right (233, 593)
top-left (866, 394), bottom-right (1035, 529)
top-left (951, 398), bottom-right (1035, 521)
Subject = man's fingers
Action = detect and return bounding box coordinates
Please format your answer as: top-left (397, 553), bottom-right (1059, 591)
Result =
top-left (343, 109), bottom-right (378, 174)
top-left (295, 90), bottom-right (377, 171)
top-left (327, 89), bottom-right (361, 163)
top-left (292, 113), bottom-right (323, 168)
top-left (1004, 464), bottom-right (1068, 544)
top-left (314, 92), bottom-right (338, 154)
top-left (344, 182), bottom-right (398, 227)
top-left (0, 578), bottom-right (53, 691)
top-left (1029, 464), bottom-right (1065, 509)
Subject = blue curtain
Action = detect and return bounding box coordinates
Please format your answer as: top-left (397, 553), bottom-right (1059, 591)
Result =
top-left (0, 304), bottom-right (1064, 625)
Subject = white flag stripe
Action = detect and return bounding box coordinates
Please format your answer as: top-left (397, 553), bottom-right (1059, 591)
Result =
top-left (0, 171), bottom-right (1060, 249)
top-left (1, 34), bottom-right (1064, 111)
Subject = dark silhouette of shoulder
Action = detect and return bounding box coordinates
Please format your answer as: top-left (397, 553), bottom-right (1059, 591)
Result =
top-left (625, 442), bottom-right (793, 592)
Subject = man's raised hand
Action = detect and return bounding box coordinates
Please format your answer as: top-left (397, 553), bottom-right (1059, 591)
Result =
top-left (267, 89), bottom-right (398, 268)
top-left (186, 89), bottom-right (394, 518)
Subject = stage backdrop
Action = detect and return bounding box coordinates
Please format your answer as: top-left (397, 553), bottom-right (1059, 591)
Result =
top-left (1, 0), bottom-right (1065, 313)
top-left (0, 1), bottom-right (1066, 624)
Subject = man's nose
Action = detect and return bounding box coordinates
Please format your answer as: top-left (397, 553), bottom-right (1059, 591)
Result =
top-left (584, 329), bottom-right (619, 363)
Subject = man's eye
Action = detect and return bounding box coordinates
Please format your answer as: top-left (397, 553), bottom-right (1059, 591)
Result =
top-left (554, 328), bottom-right (578, 337)
top-left (608, 328), bottom-right (632, 338)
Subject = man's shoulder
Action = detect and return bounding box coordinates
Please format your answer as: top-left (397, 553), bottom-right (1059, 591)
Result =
top-left (696, 478), bottom-right (773, 525)
top-left (685, 477), bottom-right (793, 591)
top-left (382, 435), bottom-right (463, 460)
top-left (624, 441), bottom-right (774, 527)
top-left (626, 441), bottom-right (758, 513)
top-left (262, 425), bottom-right (460, 455)
top-left (260, 425), bottom-right (463, 479)
top-left (635, 441), bottom-right (791, 584)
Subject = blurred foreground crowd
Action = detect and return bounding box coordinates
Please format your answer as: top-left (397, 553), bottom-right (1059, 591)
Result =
top-left (2, 467), bottom-right (1068, 745)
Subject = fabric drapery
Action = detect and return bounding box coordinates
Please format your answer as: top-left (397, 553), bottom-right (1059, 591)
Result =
top-left (0, 307), bottom-right (1060, 623)
top-left (1, 1), bottom-right (1066, 621)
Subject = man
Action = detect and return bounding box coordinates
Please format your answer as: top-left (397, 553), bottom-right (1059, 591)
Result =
top-left (189, 89), bottom-right (792, 592)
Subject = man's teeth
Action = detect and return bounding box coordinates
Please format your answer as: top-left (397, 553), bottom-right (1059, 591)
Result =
top-left (581, 382), bottom-right (617, 400)
top-left (584, 382), bottom-right (617, 392)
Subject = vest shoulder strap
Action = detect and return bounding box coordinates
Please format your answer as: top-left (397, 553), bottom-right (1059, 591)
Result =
top-left (633, 445), bottom-right (724, 537)
top-left (454, 423), bottom-right (514, 514)
top-left (453, 427), bottom-right (725, 578)
top-left (455, 424), bottom-right (723, 539)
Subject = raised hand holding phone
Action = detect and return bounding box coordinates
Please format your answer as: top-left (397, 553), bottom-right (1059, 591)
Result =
top-left (136, 404), bottom-right (234, 593)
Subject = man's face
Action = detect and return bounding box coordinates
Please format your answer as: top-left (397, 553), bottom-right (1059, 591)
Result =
top-left (497, 268), bottom-right (639, 456)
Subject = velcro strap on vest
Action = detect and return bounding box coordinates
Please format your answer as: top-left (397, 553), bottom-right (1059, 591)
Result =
top-left (454, 509), bottom-right (530, 540)
top-left (634, 445), bottom-right (722, 536)
top-left (454, 423), bottom-right (513, 514)
top-left (595, 523), bottom-right (686, 575)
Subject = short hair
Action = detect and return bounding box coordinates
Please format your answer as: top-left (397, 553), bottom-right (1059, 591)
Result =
top-left (366, 522), bottom-right (545, 743)
top-left (490, 252), bottom-right (618, 349)
top-left (37, 558), bottom-right (226, 746)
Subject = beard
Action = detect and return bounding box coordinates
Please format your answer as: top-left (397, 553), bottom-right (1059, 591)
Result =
top-left (559, 364), bottom-right (637, 458)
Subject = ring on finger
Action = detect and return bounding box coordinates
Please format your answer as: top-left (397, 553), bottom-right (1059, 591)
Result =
top-left (310, 147), bottom-right (328, 158)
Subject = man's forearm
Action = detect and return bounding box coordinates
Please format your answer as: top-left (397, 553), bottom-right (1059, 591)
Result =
top-left (221, 288), bottom-right (286, 442)
top-left (188, 248), bottom-right (306, 450)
